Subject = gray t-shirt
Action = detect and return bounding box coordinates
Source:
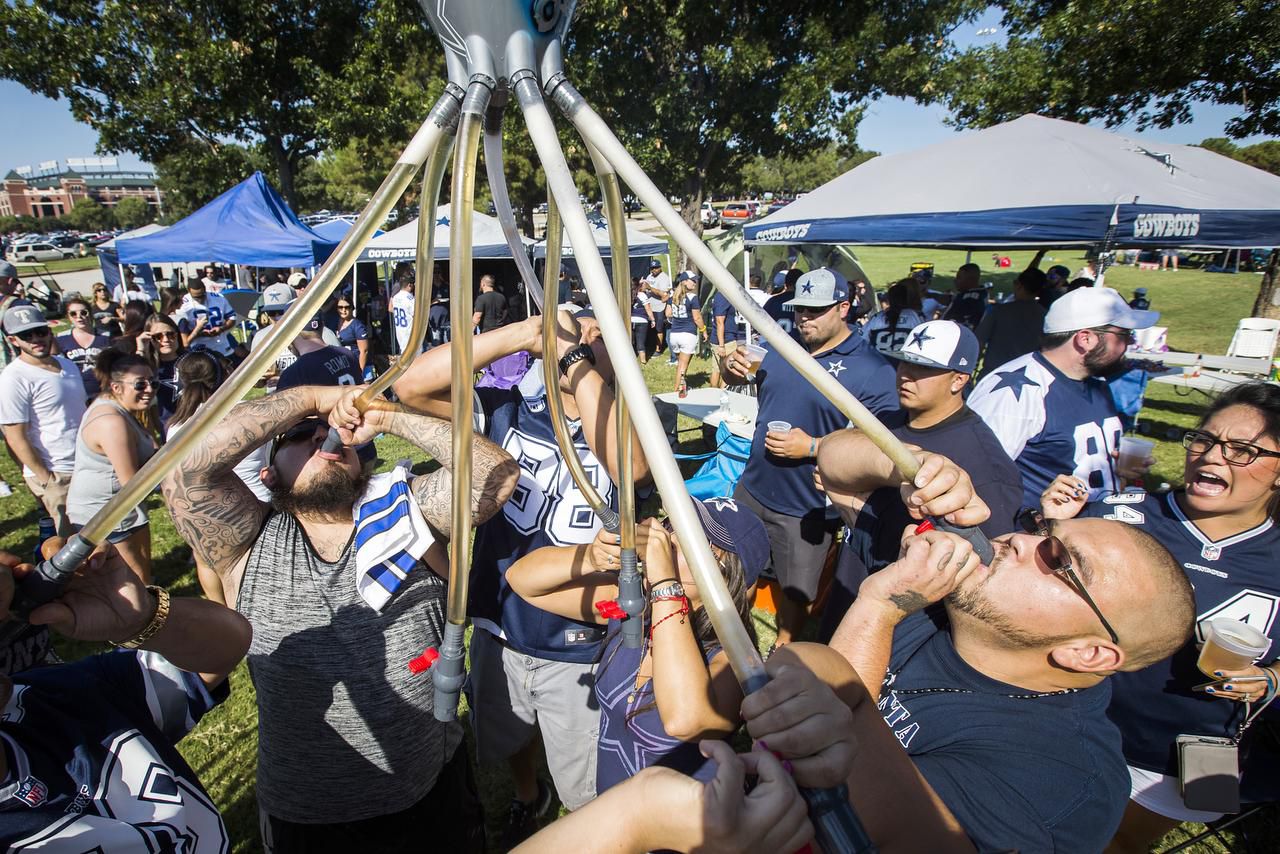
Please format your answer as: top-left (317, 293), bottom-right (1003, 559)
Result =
top-left (237, 511), bottom-right (462, 823)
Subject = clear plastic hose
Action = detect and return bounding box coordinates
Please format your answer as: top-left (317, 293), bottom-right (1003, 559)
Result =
top-left (484, 100), bottom-right (545, 311)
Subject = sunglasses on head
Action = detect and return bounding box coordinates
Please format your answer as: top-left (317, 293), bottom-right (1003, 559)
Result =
top-left (15, 327), bottom-right (50, 341)
top-left (1016, 510), bottom-right (1119, 644)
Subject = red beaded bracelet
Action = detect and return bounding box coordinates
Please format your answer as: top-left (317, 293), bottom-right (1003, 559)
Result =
top-left (649, 605), bottom-right (690, 641)
top-left (651, 595), bottom-right (688, 605)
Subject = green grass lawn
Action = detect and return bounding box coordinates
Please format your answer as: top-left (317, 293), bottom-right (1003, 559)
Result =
top-left (14, 254), bottom-right (102, 274)
top-left (0, 246), bottom-right (1270, 851)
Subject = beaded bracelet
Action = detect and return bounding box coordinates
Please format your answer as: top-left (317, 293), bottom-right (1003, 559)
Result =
top-left (649, 605), bottom-right (690, 641)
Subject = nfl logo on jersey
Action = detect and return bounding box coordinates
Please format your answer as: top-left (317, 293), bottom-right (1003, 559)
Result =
top-left (14, 775), bottom-right (47, 808)
top-left (1201, 544), bottom-right (1222, 561)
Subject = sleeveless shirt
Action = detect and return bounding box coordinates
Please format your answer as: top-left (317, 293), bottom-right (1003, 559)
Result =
top-left (237, 511), bottom-right (462, 823)
top-left (67, 397), bottom-right (157, 533)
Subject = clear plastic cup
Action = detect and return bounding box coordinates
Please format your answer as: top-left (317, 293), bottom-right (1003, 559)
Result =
top-left (1117, 436), bottom-right (1155, 473)
top-left (740, 343), bottom-right (767, 379)
top-left (767, 420), bottom-right (792, 435)
top-left (1197, 619), bottom-right (1270, 676)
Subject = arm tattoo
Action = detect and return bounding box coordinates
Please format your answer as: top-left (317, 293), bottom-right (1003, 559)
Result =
top-left (389, 409), bottom-right (518, 537)
top-left (161, 388), bottom-right (315, 573)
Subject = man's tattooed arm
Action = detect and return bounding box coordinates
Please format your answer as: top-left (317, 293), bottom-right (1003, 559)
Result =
top-left (387, 409), bottom-right (519, 538)
top-left (161, 387), bottom-right (319, 574)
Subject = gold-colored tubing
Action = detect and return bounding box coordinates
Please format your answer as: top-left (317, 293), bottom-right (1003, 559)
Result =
top-left (355, 138), bottom-right (454, 409)
top-left (76, 110), bottom-right (456, 545)
top-left (598, 170), bottom-right (636, 552)
top-left (445, 90), bottom-right (486, 625)
top-left (540, 196), bottom-right (611, 517)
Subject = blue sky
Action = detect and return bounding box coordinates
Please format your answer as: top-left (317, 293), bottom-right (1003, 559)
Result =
top-left (0, 8), bottom-right (1270, 175)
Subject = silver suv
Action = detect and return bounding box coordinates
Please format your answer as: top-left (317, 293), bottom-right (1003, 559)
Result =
top-left (6, 242), bottom-right (76, 263)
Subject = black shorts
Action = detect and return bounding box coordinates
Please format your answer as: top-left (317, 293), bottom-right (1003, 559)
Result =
top-left (632, 321), bottom-right (649, 353)
top-left (734, 483), bottom-right (840, 603)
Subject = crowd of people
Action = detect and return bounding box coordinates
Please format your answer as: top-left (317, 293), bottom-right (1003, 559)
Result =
top-left (0, 247), bottom-right (1276, 854)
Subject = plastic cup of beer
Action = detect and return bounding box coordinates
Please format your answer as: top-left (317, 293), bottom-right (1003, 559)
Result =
top-left (741, 343), bottom-right (767, 380)
top-left (767, 420), bottom-right (792, 435)
top-left (1197, 619), bottom-right (1270, 677)
top-left (1117, 436), bottom-right (1155, 473)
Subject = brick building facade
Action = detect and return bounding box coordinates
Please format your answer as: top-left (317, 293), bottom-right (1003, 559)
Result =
top-left (0, 168), bottom-right (162, 219)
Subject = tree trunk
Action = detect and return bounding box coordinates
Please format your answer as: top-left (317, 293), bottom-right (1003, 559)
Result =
top-left (267, 137), bottom-right (299, 210)
top-left (1251, 249), bottom-right (1280, 319)
top-left (677, 184), bottom-right (705, 273)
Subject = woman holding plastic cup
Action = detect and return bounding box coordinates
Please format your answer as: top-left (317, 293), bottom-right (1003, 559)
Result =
top-left (1040, 382), bottom-right (1280, 848)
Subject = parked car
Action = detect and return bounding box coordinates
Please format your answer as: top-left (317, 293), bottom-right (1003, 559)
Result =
top-left (700, 202), bottom-right (720, 228)
top-left (720, 203), bottom-right (752, 223)
top-left (5, 242), bottom-right (76, 263)
top-left (766, 199), bottom-right (789, 215)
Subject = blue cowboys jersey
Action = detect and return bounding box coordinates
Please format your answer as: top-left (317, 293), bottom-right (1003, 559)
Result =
top-left (1081, 491), bottom-right (1280, 799)
top-left (739, 330), bottom-right (900, 517)
top-left (0, 650), bottom-right (228, 850)
top-left (468, 368), bottom-right (613, 662)
top-left (969, 351), bottom-right (1122, 507)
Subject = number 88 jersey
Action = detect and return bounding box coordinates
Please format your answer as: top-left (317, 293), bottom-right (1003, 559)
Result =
top-left (1081, 489), bottom-right (1280, 796)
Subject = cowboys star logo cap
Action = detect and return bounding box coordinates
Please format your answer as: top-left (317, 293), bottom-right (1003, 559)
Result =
top-left (783, 267), bottom-right (851, 308)
top-left (891, 319), bottom-right (980, 374)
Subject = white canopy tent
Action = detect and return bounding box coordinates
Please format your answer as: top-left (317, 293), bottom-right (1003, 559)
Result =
top-left (358, 205), bottom-right (534, 261)
top-left (531, 214), bottom-right (667, 259)
top-left (745, 114), bottom-right (1280, 250)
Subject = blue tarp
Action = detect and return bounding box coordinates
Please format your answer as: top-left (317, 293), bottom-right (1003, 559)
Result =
top-left (311, 218), bottom-right (383, 243)
top-left (745, 115), bottom-right (1280, 250)
top-left (116, 172), bottom-right (337, 268)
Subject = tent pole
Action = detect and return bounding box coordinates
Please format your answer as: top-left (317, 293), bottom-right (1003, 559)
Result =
top-left (743, 245), bottom-right (754, 344)
top-left (965, 249), bottom-right (972, 264)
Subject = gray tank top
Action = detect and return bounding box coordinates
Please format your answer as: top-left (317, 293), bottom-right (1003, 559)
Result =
top-left (237, 511), bottom-right (462, 823)
top-left (67, 397), bottom-right (157, 532)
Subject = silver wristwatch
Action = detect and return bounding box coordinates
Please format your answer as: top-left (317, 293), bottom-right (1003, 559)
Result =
top-left (649, 581), bottom-right (686, 601)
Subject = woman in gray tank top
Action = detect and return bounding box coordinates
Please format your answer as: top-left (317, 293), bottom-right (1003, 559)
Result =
top-left (68, 350), bottom-right (158, 583)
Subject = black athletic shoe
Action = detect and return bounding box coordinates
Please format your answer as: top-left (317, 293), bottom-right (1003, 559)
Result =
top-left (500, 779), bottom-right (553, 848)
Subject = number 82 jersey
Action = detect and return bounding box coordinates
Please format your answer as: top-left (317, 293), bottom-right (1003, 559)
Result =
top-left (1081, 489), bottom-right (1280, 797)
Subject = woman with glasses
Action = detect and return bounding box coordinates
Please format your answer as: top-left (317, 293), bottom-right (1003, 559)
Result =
top-left (137, 314), bottom-right (185, 426)
top-left (1041, 381), bottom-right (1280, 850)
top-left (506, 500), bottom-right (765, 796)
top-left (54, 296), bottom-right (112, 398)
top-left (335, 297), bottom-right (372, 380)
top-left (89, 283), bottom-right (120, 336)
top-left (67, 350), bottom-right (159, 584)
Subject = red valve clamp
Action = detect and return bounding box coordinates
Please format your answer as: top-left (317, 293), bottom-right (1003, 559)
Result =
top-left (913, 519), bottom-right (935, 535)
top-left (408, 647), bottom-right (440, 674)
top-left (594, 600), bottom-right (627, 621)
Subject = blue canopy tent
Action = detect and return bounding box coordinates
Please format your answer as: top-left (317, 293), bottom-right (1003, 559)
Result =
top-left (96, 223), bottom-right (167, 298)
top-left (116, 172), bottom-right (337, 270)
top-left (744, 115), bottom-right (1280, 250)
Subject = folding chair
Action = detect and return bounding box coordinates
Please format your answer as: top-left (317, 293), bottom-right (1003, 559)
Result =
top-left (1226, 318), bottom-right (1280, 361)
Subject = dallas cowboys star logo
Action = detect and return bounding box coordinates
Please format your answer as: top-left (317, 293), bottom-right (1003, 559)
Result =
top-left (801, 282), bottom-right (814, 294)
top-left (436, 216), bottom-right (449, 227)
top-left (992, 366), bottom-right (1040, 400)
top-left (909, 328), bottom-right (934, 348)
top-left (827, 360), bottom-right (846, 377)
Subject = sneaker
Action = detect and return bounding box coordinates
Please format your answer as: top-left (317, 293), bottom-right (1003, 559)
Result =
top-left (501, 779), bottom-right (553, 848)
top-left (667, 354), bottom-right (678, 365)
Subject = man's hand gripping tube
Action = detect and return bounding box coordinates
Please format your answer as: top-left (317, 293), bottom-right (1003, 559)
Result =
top-left (0, 533), bottom-right (96, 647)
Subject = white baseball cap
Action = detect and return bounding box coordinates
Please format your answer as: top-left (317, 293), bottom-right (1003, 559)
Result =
top-left (891, 320), bottom-right (979, 373)
top-left (1043, 287), bottom-right (1159, 334)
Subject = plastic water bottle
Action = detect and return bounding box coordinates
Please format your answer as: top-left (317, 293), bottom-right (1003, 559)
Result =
top-left (33, 516), bottom-right (55, 564)
top-left (716, 391), bottom-right (730, 418)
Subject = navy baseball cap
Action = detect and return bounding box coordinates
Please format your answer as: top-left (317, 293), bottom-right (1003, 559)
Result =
top-left (691, 497), bottom-right (769, 586)
top-left (891, 320), bottom-right (980, 374)
top-left (649, 259), bottom-right (662, 269)
top-left (784, 268), bottom-right (850, 308)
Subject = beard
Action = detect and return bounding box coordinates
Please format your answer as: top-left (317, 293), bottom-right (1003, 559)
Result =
top-left (271, 462), bottom-right (371, 519)
top-left (945, 561), bottom-right (1078, 651)
top-left (1083, 338), bottom-right (1126, 378)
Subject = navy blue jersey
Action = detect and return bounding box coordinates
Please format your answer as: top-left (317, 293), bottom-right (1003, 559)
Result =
top-left (969, 351), bottom-right (1123, 507)
top-left (820, 408), bottom-right (1022, 642)
top-left (1081, 491), bottom-right (1280, 799)
top-left (55, 333), bottom-right (111, 398)
top-left (468, 373), bottom-right (613, 662)
top-left (943, 289), bottom-right (988, 330)
top-left (739, 331), bottom-right (900, 517)
top-left (711, 293), bottom-right (741, 344)
top-left (882, 611), bottom-right (1128, 853)
top-left (762, 291), bottom-right (795, 334)
top-left (428, 303), bottom-right (451, 349)
top-left (278, 346), bottom-right (359, 389)
top-left (0, 650), bottom-right (229, 850)
top-left (668, 294), bottom-right (700, 335)
top-left (155, 358), bottom-right (180, 425)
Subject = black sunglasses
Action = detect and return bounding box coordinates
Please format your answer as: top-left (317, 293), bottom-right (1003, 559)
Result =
top-left (126, 378), bottom-right (155, 392)
top-left (270, 420), bottom-right (323, 461)
top-left (1017, 509), bottom-right (1120, 644)
top-left (1182, 429), bottom-right (1280, 467)
top-left (15, 326), bottom-right (50, 341)
top-left (67, 309), bottom-right (89, 318)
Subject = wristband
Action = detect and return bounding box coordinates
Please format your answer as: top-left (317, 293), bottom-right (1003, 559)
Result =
top-left (649, 605), bottom-right (690, 641)
top-left (809, 437), bottom-right (817, 456)
top-left (558, 343), bottom-right (596, 377)
top-left (114, 586), bottom-right (171, 649)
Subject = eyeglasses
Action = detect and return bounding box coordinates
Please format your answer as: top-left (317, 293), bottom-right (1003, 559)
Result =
top-left (151, 330), bottom-right (177, 340)
top-left (126, 378), bottom-right (155, 392)
top-left (336, 304), bottom-right (352, 310)
top-left (67, 309), bottom-right (89, 318)
top-left (794, 302), bottom-right (839, 317)
top-left (15, 327), bottom-right (50, 341)
top-left (1016, 509), bottom-right (1120, 644)
top-left (270, 420), bottom-right (323, 462)
top-left (1089, 327), bottom-right (1134, 342)
top-left (1183, 429), bottom-right (1280, 467)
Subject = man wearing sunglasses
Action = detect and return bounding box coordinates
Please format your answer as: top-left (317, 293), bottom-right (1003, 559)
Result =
top-left (162, 381), bottom-right (518, 852)
top-left (0, 260), bottom-right (32, 370)
top-left (722, 267), bottom-right (900, 646)
top-left (819, 454), bottom-right (1194, 853)
top-left (969, 286), bottom-right (1159, 506)
top-left (0, 305), bottom-right (86, 539)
